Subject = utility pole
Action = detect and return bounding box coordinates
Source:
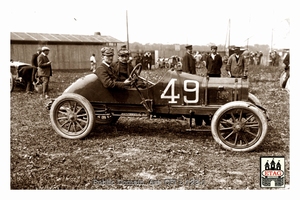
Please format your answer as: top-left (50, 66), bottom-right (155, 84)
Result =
top-left (271, 28), bottom-right (273, 51)
top-left (126, 10), bottom-right (130, 50)
top-left (228, 19), bottom-right (231, 49)
top-left (224, 19), bottom-right (231, 54)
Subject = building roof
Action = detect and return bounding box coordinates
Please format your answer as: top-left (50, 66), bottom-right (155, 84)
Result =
top-left (10, 32), bottom-right (122, 44)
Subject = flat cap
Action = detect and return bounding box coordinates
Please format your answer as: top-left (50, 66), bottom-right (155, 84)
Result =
top-left (101, 47), bottom-right (114, 56)
top-left (211, 45), bottom-right (217, 50)
top-left (118, 49), bottom-right (130, 56)
top-left (242, 50), bottom-right (250, 57)
top-left (41, 46), bottom-right (50, 51)
top-left (121, 44), bottom-right (127, 49)
top-left (185, 45), bottom-right (192, 49)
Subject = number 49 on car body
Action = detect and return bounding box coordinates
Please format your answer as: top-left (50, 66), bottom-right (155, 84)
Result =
top-left (160, 78), bottom-right (199, 104)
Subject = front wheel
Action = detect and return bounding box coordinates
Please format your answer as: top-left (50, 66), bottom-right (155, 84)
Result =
top-left (50, 93), bottom-right (95, 139)
top-left (211, 101), bottom-right (268, 152)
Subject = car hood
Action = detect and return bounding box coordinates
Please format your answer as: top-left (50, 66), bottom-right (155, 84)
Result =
top-left (10, 61), bottom-right (31, 67)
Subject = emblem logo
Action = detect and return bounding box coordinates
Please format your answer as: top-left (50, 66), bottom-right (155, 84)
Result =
top-left (260, 156), bottom-right (285, 188)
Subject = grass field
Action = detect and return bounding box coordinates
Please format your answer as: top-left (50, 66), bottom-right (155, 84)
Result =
top-left (10, 64), bottom-right (289, 190)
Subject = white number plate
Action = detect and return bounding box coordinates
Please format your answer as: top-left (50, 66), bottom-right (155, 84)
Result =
top-left (160, 78), bottom-right (199, 104)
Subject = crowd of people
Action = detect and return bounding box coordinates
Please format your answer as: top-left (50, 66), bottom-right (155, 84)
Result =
top-left (181, 45), bottom-right (250, 78)
top-left (269, 50), bottom-right (281, 66)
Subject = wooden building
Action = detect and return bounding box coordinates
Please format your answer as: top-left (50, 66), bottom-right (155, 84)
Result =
top-left (10, 32), bottom-right (123, 70)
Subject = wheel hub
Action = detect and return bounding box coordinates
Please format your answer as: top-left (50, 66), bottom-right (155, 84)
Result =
top-left (68, 112), bottom-right (77, 122)
top-left (233, 122), bottom-right (245, 132)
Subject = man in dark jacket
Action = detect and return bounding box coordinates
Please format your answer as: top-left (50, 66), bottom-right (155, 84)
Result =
top-left (37, 46), bottom-right (52, 98)
top-left (282, 50), bottom-right (290, 88)
top-left (31, 47), bottom-right (42, 84)
top-left (112, 49), bottom-right (134, 82)
top-left (205, 45), bottom-right (223, 77)
top-left (182, 45), bottom-right (196, 74)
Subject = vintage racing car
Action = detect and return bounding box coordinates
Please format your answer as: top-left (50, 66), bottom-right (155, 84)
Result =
top-left (48, 64), bottom-right (269, 152)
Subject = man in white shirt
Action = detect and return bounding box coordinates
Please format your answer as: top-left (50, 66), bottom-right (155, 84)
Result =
top-left (90, 53), bottom-right (96, 72)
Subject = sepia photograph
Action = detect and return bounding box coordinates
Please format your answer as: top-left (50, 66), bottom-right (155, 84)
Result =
top-left (4, 0), bottom-right (298, 198)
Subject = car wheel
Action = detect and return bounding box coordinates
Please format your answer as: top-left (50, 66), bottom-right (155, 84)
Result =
top-left (10, 73), bottom-right (14, 92)
top-left (50, 93), bottom-right (95, 139)
top-left (211, 101), bottom-right (268, 152)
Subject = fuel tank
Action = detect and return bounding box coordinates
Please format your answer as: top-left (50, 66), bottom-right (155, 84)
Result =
top-left (203, 76), bottom-right (249, 105)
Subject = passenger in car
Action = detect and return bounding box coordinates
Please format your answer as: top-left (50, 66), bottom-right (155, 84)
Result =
top-left (94, 47), bottom-right (132, 89)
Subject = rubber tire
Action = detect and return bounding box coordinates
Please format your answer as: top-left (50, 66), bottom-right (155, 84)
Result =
top-left (211, 101), bottom-right (268, 152)
top-left (248, 93), bottom-right (261, 106)
top-left (50, 93), bottom-right (95, 139)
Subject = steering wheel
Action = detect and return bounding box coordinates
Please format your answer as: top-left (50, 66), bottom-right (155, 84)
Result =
top-left (129, 63), bottom-right (142, 80)
top-left (128, 63), bottom-right (155, 87)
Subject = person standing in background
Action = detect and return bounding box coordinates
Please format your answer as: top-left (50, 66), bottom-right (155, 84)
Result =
top-left (90, 53), bottom-right (96, 72)
top-left (182, 45), bottom-right (196, 74)
top-left (237, 50), bottom-right (250, 77)
top-left (38, 46), bottom-right (52, 99)
top-left (282, 50), bottom-right (290, 88)
top-left (31, 47), bottom-right (42, 85)
top-left (226, 47), bottom-right (242, 78)
top-left (205, 45), bottom-right (223, 77)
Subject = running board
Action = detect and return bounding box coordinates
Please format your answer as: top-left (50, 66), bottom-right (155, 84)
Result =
top-left (186, 127), bottom-right (211, 132)
top-left (112, 113), bottom-right (150, 118)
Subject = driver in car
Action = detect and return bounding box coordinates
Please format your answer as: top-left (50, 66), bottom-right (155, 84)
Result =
top-left (94, 47), bottom-right (132, 89)
top-left (112, 48), bottom-right (134, 82)
top-left (112, 48), bottom-right (147, 89)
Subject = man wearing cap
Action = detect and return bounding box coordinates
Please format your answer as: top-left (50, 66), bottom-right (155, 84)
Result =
top-left (237, 50), bottom-right (250, 77)
top-left (205, 45), bottom-right (223, 77)
top-left (226, 47), bottom-right (243, 77)
top-left (182, 45), bottom-right (196, 74)
top-left (37, 46), bottom-right (52, 98)
top-left (94, 47), bottom-right (132, 89)
top-left (120, 44), bottom-right (127, 50)
top-left (112, 49), bottom-right (134, 82)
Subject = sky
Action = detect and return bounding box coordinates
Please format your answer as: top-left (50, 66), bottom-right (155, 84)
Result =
top-left (6, 0), bottom-right (293, 49)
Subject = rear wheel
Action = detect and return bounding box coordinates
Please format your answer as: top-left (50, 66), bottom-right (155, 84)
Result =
top-left (50, 93), bottom-right (95, 139)
top-left (211, 101), bottom-right (268, 152)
